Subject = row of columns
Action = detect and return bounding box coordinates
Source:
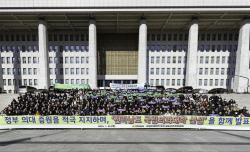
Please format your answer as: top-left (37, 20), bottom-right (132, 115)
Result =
top-left (138, 18), bottom-right (250, 92)
top-left (36, 18), bottom-right (249, 92)
top-left (37, 19), bottom-right (98, 90)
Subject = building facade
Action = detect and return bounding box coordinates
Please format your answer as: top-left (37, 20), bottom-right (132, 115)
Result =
top-left (0, 0), bottom-right (250, 93)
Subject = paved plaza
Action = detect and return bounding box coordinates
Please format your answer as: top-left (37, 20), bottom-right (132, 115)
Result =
top-left (0, 129), bottom-right (250, 152)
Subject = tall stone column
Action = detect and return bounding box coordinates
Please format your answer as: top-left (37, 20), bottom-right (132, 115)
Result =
top-left (38, 19), bottom-right (49, 89)
top-left (185, 18), bottom-right (198, 88)
top-left (138, 19), bottom-right (147, 85)
top-left (233, 18), bottom-right (250, 93)
top-left (89, 19), bottom-right (97, 89)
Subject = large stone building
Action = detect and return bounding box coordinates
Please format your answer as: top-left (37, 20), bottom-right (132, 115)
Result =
top-left (0, 0), bottom-right (250, 93)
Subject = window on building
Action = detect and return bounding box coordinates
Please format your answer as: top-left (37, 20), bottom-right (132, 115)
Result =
top-left (229, 34), bottom-right (233, 41)
top-left (228, 45), bottom-right (232, 52)
top-left (81, 57), bottom-right (85, 63)
top-left (156, 57), bottom-right (160, 64)
top-left (168, 34), bottom-right (172, 41)
top-left (221, 68), bottom-right (225, 75)
top-left (220, 79), bottom-right (224, 86)
top-left (199, 68), bottom-right (203, 75)
top-left (65, 68), bottom-right (69, 75)
top-left (60, 68), bottom-right (63, 75)
top-left (34, 68), bottom-right (37, 75)
top-left (211, 56), bottom-right (214, 63)
top-left (210, 68), bottom-right (214, 75)
top-left (222, 56), bottom-right (225, 63)
top-left (216, 56), bottom-right (220, 64)
top-left (227, 57), bottom-right (231, 63)
top-left (204, 79), bottom-right (208, 86)
top-left (205, 68), bottom-right (208, 75)
top-left (172, 79), bottom-right (175, 86)
top-left (161, 68), bottom-right (165, 75)
top-left (200, 45), bottom-right (204, 52)
top-left (150, 79), bottom-right (154, 86)
top-left (49, 57), bottom-right (53, 64)
top-left (201, 34), bottom-right (205, 41)
top-left (184, 45), bottom-right (187, 52)
top-left (64, 34), bottom-right (68, 41)
top-left (207, 34), bottom-right (210, 41)
top-left (76, 68), bottom-right (80, 75)
top-left (173, 45), bottom-right (177, 52)
top-left (151, 45), bottom-right (155, 52)
top-left (55, 68), bottom-right (58, 75)
top-left (81, 68), bottom-right (85, 75)
top-left (71, 68), bottom-right (74, 75)
top-left (22, 57), bottom-right (26, 64)
top-left (205, 56), bottom-right (209, 64)
top-left (54, 57), bottom-right (58, 64)
top-left (150, 68), bottom-right (154, 75)
top-left (28, 68), bottom-right (32, 75)
top-left (70, 57), bottom-right (74, 64)
top-left (166, 79), bottom-right (170, 86)
top-left (173, 56), bottom-right (176, 63)
top-left (49, 46), bottom-right (53, 52)
top-left (218, 34), bottom-right (221, 41)
top-left (212, 45), bottom-right (215, 52)
top-left (212, 34), bottom-right (216, 41)
top-left (65, 57), bottom-right (69, 64)
top-left (156, 79), bottom-right (159, 85)
top-left (86, 57), bottom-right (89, 63)
top-left (178, 68), bottom-right (181, 75)
top-left (200, 56), bottom-right (203, 64)
top-left (234, 45), bottom-right (237, 52)
top-left (167, 45), bottom-right (171, 52)
top-left (210, 79), bottom-right (213, 86)
top-left (178, 56), bottom-right (181, 64)
top-left (167, 68), bottom-right (170, 75)
top-left (215, 79), bottom-right (219, 86)
top-left (173, 34), bottom-right (177, 41)
top-left (183, 68), bottom-right (186, 75)
top-left (226, 79), bottom-right (229, 86)
top-left (86, 68), bottom-right (89, 75)
top-left (232, 68), bottom-right (235, 75)
top-left (223, 34), bottom-right (227, 41)
top-left (217, 45), bottom-right (221, 52)
top-left (23, 68), bottom-right (27, 75)
top-left (167, 56), bottom-right (170, 63)
top-left (216, 68), bottom-right (219, 75)
top-left (206, 45), bottom-right (210, 52)
top-left (232, 57), bottom-right (236, 64)
top-left (157, 34), bottom-right (161, 41)
top-left (7, 68), bottom-right (11, 75)
top-left (13, 68), bottom-right (16, 75)
top-left (178, 45), bottom-right (182, 52)
top-left (199, 79), bottom-right (202, 86)
top-left (162, 56), bottom-right (165, 63)
top-left (227, 68), bottom-right (230, 75)
top-left (162, 34), bottom-right (166, 41)
top-left (151, 56), bottom-right (154, 64)
top-left (151, 34), bottom-right (155, 41)
top-left (184, 34), bottom-right (188, 41)
top-left (172, 68), bottom-right (176, 75)
top-left (70, 46), bottom-right (74, 52)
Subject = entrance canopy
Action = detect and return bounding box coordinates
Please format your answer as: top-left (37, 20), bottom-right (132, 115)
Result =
top-left (0, 12), bottom-right (247, 32)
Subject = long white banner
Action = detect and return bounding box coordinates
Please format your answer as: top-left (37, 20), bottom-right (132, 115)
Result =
top-left (110, 83), bottom-right (144, 89)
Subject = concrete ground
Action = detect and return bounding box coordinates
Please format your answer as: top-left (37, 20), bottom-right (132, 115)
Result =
top-left (0, 93), bottom-right (249, 111)
top-left (0, 130), bottom-right (250, 152)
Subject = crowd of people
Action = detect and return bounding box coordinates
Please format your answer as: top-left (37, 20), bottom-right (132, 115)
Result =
top-left (1, 88), bottom-right (249, 117)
